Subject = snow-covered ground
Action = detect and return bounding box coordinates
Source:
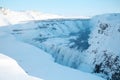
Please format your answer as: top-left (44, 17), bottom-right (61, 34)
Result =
top-left (0, 53), bottom-right (42, 80)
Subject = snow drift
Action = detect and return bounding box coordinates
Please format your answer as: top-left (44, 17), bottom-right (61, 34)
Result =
top-left (0, 53), bottom-right (42, 80)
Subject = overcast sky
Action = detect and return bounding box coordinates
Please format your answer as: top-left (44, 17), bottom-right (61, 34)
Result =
top-left (1, 0), bottom-right (120, 17)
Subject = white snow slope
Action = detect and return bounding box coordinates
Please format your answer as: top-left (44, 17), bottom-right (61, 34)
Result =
top-left (0, 53), bottom-right (42, 80)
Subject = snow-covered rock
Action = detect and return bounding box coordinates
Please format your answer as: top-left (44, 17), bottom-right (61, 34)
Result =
top-left (86, 13), bottom-right (120, 80)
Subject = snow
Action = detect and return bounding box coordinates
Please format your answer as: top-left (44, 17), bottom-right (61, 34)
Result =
top-left (0, 8), bottom-right (63, 26)
top-left (0, 14), bottom-right (11, 26)
top-left (0, 28), bottom-right (105, 80)
top-left (0, 53), bottom-right (42, 80)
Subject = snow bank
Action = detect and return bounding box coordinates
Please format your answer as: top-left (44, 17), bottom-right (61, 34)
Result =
top-left (0, 53), bottom-right (42, 80)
